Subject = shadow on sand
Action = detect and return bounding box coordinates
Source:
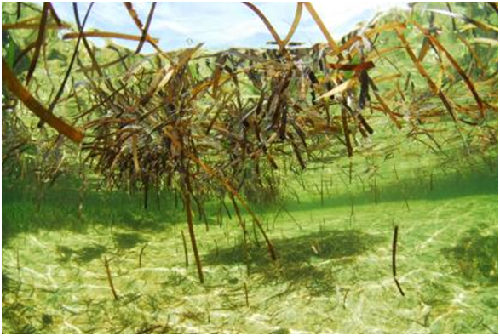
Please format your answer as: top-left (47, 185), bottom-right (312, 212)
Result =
top-left (204, 229), bottom-right (386, 294)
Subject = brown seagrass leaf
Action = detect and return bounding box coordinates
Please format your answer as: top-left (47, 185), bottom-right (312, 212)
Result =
top-left (3, 14), bottom-right (53, 28)
top-left (282, 2), bottom-right (303, 49)
top-left (291, 120), bottom-right (307, 147)
top-left (317, 79), bottom-right (353, 101)
top-left (357, 113), bottom-right (373, 134)
top-left (328, 61), bottom-right (375, 72)
top-left (303, 2), bottom-right (337, 50)
top-left (72, 4), bottom-right (108, 82)
top-left (14, 41), bottom-right (36, 67)
top-left (287, 132), bottom-right (306, 169)
top-left (132, 134), bottom-right (141, 177)
top-left (372, 74), bottom-right (401, 84)
top-left (2, 22), bottom-right (69, 30)
top-left (331, 22), bottom-right (405, 58)
top-left (426, 8), bottom-right (498, 32)
top-left (124, 2), bottom-right (144, 29)
top-left (330, 36), bottom-right (361, 57)
top-left (78, 55), bottom-right (129, 73)
top-left (49, 3), bottom-right (94, 112)
top-left (3, 59), bottom-right (84, 143)
top-left (187, 152), bottom-right (277, 260)
top-left (212, 54), bottom-right (228, 96)
top-left (48, 2), bottom-right (63, 27)
top-left (369, 80), bottom-right (402, 129)
top-left (341, 108), bottom-right (353, 157)
top-left (135, 2), bottom-right (157, 54)
top-left (139, 43), bottom-right (202, 106)
top-left (472, 37), bottom-right (498, 46)
top-left (63, 31), bottom-right (159, 43)
top-left (123, 2), bottom-right (161, 53)
top-left (395, 29), bottom-right (457, 122)
top-left (413, 21), bottom-right (485, 116)
top-left (417, 37), bottom-right (431, 61)
top-left (358, 70), bottom-right (370, 110)
top-left (266, 153), bottom-right (279, 170)
top-left (243, 2), bottom-right (283, 49)
top-left (25, 3), bottom-right (49, 85)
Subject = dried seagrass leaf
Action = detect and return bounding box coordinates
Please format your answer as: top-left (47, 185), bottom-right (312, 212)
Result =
top-left (187, 153), bottom-right (276, 260)
top-left (456, 35), bottom-right (485, 73)
top-left (291, 120), bottom-right (307, 148)
top-left (426, 8), bottom-right (498, 32)
top-left (124, 2), bottom-right (144, 30)
top-left (395, 29), bottom-right (457, 122)
top-left (25, 3), bottom-right (49, 85)
top-left (472, 37), bottom-right (498, 46)
top-left (47, 2), bottom-right (63, 27)
top-left (369, 79), bottom-right (402, 129)
top-left (3, 59), bottom-right (84, 143)
top-left (78, 55), bottom-right (128, 73)
top-left (331, 22), bottom-right (405, 58)
top-left (72, 4), bottom-right (108, 81)
top-left (358, 70), bottom-right (370, 110)
top-left (357, 113), bottom-right (373, 134)
top-left (413, 21), bottom-right (485, 116)
top-left (49, 3), bottom-right (94, 112)
top-left (303, 2), bottom-right (338, 50)
top-left (212, 54), bottom-right (228, 96)
top-left (2, 22), bottom-right (69, 30)
top-left (14, 41), bottom-right (36, 67)
top-left (372, 74), bottom-right (401, 84)
top-left (317, 79), bottom-right (353, 101)
top-left (282, 3), bottom-right (303, 49)
top-left (289, 134), bottom-right (306, 169)
top-left (63, 31), bottom-right (159, 43)
top-left (243, 2), bottom-right (283, 50)
top-left (417, 37), bottom-right (431, 61)
top-left (328, 61), bottom-right (375, 72)
top-left (341, 107), bottom-right (353, 157)
top-left (266, 153), bottom-right (279, 169)
top-left (135, 2), bottom-right (157, 54)
top-left (132, 134), bottom-right (141, 177)
top-left (140, 43), bottom-right (203, 106)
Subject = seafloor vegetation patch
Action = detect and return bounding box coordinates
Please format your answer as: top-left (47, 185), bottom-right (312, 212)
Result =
top-left (442, 229), bottom-right (498, 282)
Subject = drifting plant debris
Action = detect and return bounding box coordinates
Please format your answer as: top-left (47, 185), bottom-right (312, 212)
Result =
top-left (392, 223), bottom-right (406, 297)
top-left (104, 256), bottom-right (119, 300)
top-left (138, 243), bottom-right (148, 268)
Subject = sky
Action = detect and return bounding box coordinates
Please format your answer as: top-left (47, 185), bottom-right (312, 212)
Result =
top-left (48, 2), bottom-right (409, 52)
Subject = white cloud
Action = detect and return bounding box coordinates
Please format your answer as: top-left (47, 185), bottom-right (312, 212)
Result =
top-left (151, 20), bottom-right (191, 35)
top-left (197, 20), bottom-right (267, 45)
top-left (308, 1), bottom-right (409, 36)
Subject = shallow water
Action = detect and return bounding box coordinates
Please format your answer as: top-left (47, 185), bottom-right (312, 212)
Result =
top-left (3, 151), bottom-right (497, 333)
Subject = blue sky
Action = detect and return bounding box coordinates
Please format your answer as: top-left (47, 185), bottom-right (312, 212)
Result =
top-left (49, 2), bottom-right (409, 52)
